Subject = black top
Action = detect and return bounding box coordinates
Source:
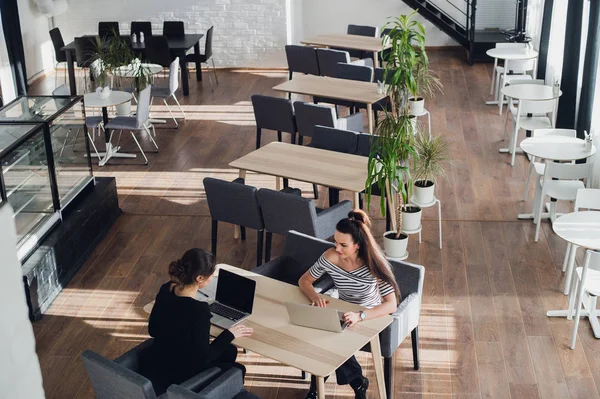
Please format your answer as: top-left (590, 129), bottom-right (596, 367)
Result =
top-left (60, 34), bottom-right (203, 52)
top-left (146, 282), bottom-right (234, 392)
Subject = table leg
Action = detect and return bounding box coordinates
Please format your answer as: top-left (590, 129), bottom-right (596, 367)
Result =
top-left (275, 177), bottom-right (281, 191)
top-left (316, 376), bottom-right (326, 399)
top-left (367, 104), bottom-right (374, 134)
top-left (194, 42), bottom-right (203, 81)
top-left (66, 50), bottom-right (76, 95)
top-left (179, 55), bottom-right (190, 96)
top-left (96, 107), bottom-right (137, 166)
top-left (354, 192), bottom-right (360, 209)
top-left (374, 51), bottom-right (379, 69)
top-left (233, 169), bottom-right (247, 239)
top-left (370, 335), bottom-right (387, 399)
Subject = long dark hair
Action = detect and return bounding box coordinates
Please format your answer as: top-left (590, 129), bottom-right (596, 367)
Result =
top-left (336, 209), bottom-right (400, 300)
top-left (168, 248), bottom-right (216, 287)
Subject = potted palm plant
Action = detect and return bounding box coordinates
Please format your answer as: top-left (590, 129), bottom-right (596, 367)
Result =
top-left (365, 11), bottom-right (427, 258)
top-left (412, 132), bottom-right (451, 204)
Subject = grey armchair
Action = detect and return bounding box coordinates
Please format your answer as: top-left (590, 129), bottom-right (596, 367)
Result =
top-left (294, 101), bottom-right (363, 145)
top-left (82, 339), bottom-right (222, 398)
top-left (251, 94), bottom-right (297, 149)
top-left (347, 24), bottom-right (378, 59)
top-left (285, 45), bottom-right (320, 80)
top-left (360, 259), bottom-right (424, 398)
top-left (257, 188), bottom-right (352, 262)
top-left (203, 177), bottom-right (264, 266)
top-left (167, 368), bottom-right (260, 399)
top-left (316, 48), bottom-right (350, 77)
top-left (252, 230), bottom-right (335, 293)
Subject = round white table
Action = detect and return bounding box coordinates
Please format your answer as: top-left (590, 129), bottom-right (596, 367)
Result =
top-left (486, 47), bottom-right (539, 105)
top-left (501, 84), bottom-right (561, 101)
top-left (548, 211), bottom-right (600, 345)
top-left (520, 136), bottom-right (596, 161)
top-left (84, 91), bottom-right (134, 166)
top-left (112, 63), bottom-right (163, 78)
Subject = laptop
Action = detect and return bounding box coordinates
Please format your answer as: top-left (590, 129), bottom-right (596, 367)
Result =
top-left (285, 302), bottom-right (350, 333)
top-left (208, 269), bottom-right (256, 329)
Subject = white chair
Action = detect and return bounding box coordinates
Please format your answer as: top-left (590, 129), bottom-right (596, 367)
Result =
top-left (562, 189), bottom-right (600, 295)
top-left (105, 85), bottom-right (158, 165)
top-left (150, 57), bottom-right (185, 127)
top-left (508, 97), bottom-right (556, 166)
top-left (532, 162), bottom-right (594, 242)
top-left (490, 42), bottom-right (529, 97)
top-left (522, 128), bottom-right (577, 201)
top-left (497, 58), bottom-right (536, 115)
top-left (569, 249), bottom-right (600, 349)
top-left (502, 79), bottom-right (545, 139)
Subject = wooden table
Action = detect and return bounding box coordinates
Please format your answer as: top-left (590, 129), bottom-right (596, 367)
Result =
top-left (61, 34), bottom-right (203, 96)
top-left (211, 264), bottom-right (392, 399)
top-left (301, 34), bottom-right (390, 68)
top-left (229, 141), bottom-right (368, 208)
top-left (272, 75), bottom-right (385, 134)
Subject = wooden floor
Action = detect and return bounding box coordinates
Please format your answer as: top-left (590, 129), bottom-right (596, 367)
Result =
top-left (30, 50), bottom-right (600, 399)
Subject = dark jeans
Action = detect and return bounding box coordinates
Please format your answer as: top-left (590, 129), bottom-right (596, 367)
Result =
top-left (210, 343), bottom-right (247, 380)
top-left (309, 355), bottom-right (362, 391)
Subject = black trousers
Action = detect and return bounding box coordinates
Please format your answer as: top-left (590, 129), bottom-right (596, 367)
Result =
top-left (309, 355), bottom-right (362, 390)
top-left (209, 343), bottom-right (247, 379)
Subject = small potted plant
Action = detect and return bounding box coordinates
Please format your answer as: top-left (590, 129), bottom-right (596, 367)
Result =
top-left (412, 132), bottom-right (450, 204)
top-left (408, 56), bottom-right (443, 116)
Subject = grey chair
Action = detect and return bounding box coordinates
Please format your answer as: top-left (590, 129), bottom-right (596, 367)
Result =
top-left (257, 188), bottom-right (352, 261)
top-left (167, 368), bottom-right (260, 399)
top-left (105, 85), bottom-right (158, 164)
top-left (285, 45), bottom-right (320, 81)
top-left (49, 27), bottom-right (67, 87)
top-left (82, 339), bottom-right (222, 398)
top-left (74, 36), bottom-right (97, 93)
top-left (315, 63), bottom-right (373, 114)
top-left (151, 57), bottom-right (185, 127)
top-left (360, 258), bottom-right (424, 398)
top-left (346, 24), bottom-right (378, 59)
top-left (251, 95), bottom-right (297, 149)
top-left (185, 26), bottom-right (218, 90)
top-left (145, 36), bottom-right (173, 68)
top-left (252, 230), bottom-right (335, 294)
top-left (203, 177), bottom-right (265, 267)
top-left (131, 21), bottom-right (153, 39)
top-left (99, 22), bottom-right (120, 39)
top-left (294, 101), bottom-right (363, 145)
top-left (315, 48), bottom-right (350, 77)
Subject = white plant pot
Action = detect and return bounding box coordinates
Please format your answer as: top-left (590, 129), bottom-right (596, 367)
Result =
top-left (409, 97), bottom-right (425, 116)
top-left (383, 231), bottom-right (408, 258)
top-left (99, 86), bottom-right (111, 99)
top-left (413, 181), bottom-right (435, 205)
top-left (115, 101), bottom-right (132, 116)
top-left (402, 206), bottom-right (422, 232)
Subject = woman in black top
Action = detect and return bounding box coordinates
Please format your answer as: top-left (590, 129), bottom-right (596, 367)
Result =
top-left (146, 248), bottom-right (253, 394)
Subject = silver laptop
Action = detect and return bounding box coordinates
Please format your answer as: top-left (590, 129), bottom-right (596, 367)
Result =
top-left (208, 269), bottom-right (256, 329)
top-left (285, 302), bottom-right (350, 333)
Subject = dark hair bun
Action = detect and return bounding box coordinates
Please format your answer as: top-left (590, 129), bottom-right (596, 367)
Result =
top-left (168, 248), bottom-right (216, 287)
top-left (348, 209), bottom-right (371, 227)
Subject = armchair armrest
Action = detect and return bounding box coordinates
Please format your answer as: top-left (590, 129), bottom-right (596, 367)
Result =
top-left (179, 367), bottom-right (222, 392)
top-left (380, 292), bottom-right (420, 358)
top-left (315, 200), bottom-right (353, 239)
top-left (251, 257), bottom-right (286, 277)
top-left (336, 112), bottom-right (363, 132)
top-left (168, 368), bottom-right (245, 399)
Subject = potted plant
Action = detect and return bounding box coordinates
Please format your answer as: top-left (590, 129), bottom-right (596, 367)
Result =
top-left (408, 47), bottom-right (443, 116)
top-left (92, 36), bottom-right (112, 98)
top-left (412, 132), bottom-right (451, 204)
top-left (365, 11), bottom-right (427, 258)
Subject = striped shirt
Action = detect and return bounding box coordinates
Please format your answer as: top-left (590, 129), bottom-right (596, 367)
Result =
top-left (309, 254), bottom-right (395, 309)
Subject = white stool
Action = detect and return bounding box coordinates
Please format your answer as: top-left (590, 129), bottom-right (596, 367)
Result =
top-left (410, 108), bottom-right (431, 137)
top-left (410, 195), bottom-right (442, 249)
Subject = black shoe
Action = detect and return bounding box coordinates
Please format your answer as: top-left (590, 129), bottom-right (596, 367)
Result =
top-left (305, 390), bottom-right (318, 399)
top-left (351, 376), bottom-right (369, 399)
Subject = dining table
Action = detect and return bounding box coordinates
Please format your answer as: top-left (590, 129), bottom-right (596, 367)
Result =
top-left (61, 34), bottom-right (204, 96)
top-left (486, 47), bottom-right (539, 105)
top-left (301, 34), bottom-right (390, 68)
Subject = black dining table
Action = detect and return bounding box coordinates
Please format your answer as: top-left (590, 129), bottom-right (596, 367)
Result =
top-left (60, 34), bottom-right (204, 96)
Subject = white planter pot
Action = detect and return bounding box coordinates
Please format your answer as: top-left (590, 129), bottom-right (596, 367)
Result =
top-left (409, 97), bottom-right (425, 116)
top-left (383, 231), bottom-right (408, 258)
top-left (115, 101), bottom-right (132, 116)
top-left (402, 206), bottom-right (422, 232)
top-left (413, 181), bottom-right (435, 205)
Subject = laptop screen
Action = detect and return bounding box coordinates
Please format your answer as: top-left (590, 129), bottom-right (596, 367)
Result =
top-left (215, 269), bottom-right (256, 314)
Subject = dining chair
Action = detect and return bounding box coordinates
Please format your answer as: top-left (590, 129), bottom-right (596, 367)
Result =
top-left (203, 177), bottom-right (265, 267)
top-left (74, 36), bottom-right (97, 93)
top-left (104, 85), bottom-right (158, 165)
top-left (490, 42), bottom-right (529, 97)
top-left (315, 48), bottom-right (350, 77)
top-left (314, 62), bottom-right (373, 115)
top-left (522, 128), bottom-right (577, 201)
top-left (251, 95), bottom-right (297, 149)
top-left (294, 101), bottom-right (363, 145)
top-left (151, 57), bottom-right (185, 127)
top-left (49, 27), bottom-right (67, 87)
top-left (561, 189), bottom-right (600, 295)
top-left (98, 22), bottom-right (120, 40)
top-left (131, 21), bottom-right (152, 39)
top-left (502, 78), bottom-right (546, 139)
top-left (497, 57), bottom-right (536, 115)
top-left (346, 24), bottom-right (378, 59)
top-left (285, 45), bottom-right (320, 81)
top-left (532, 162), bottom-right (594, 242)
top-left (163, 21), bottom-right (185, 37)
top-left (185, 26), bottom-right (218, 90)
top-left (569, 249), bottom-right (600, 349)
top-left (144, 36), bottom-right (173, 68)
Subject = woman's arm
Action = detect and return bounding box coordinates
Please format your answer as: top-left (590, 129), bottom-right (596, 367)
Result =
top-left (343, 292), bottom-right (397, 327)
top-left (298, 270), bottom-right (330, 307)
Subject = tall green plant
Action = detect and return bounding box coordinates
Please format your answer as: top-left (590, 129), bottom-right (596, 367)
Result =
top-left (412, 132), bottom-right (450, 183)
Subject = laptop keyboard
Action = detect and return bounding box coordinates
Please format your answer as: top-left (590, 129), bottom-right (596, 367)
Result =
top-left (209, 302), bottom-right (246, 321)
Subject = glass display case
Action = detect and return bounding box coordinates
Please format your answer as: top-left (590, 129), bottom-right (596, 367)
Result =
top-left (0, 95), bottom-right (94, 261)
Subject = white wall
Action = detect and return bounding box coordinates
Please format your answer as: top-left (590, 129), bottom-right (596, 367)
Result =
top-left (300, 0), bottom-right (458, 46)
top-left (18, 0), bottom-right (55, 82)
top-left (0, 204), bottom-right (45, 399)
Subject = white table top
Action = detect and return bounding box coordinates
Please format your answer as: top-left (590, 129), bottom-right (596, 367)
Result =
top-left (486, 47), bottom-right (539, 60)
top-left (520, 136), bottom-right (596, 161)
top-left (553, 211), bottom-right (600, 250)
top-left (83, 91), bottom-right (132, 108)
top-left (501, 84), bottom-right (561, 101)
top-left (113, 63), bottom-right (163, 77)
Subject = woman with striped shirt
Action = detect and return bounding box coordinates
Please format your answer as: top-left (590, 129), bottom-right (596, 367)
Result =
top-left (298, 209), bottom-right (400, 399)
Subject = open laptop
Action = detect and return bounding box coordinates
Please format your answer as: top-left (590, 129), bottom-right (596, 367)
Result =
top-left (208, 269), bottom-right (256, 329)
top-left (285, 302), bottom-right (350, 333)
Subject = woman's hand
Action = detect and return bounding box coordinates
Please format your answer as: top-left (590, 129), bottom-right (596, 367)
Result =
top-left (342, 312), bottom-right (361, 327)
top-left (311, 297), bottom-right (330, 308)
top-left (228, 324), bottom-right (253, 338)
